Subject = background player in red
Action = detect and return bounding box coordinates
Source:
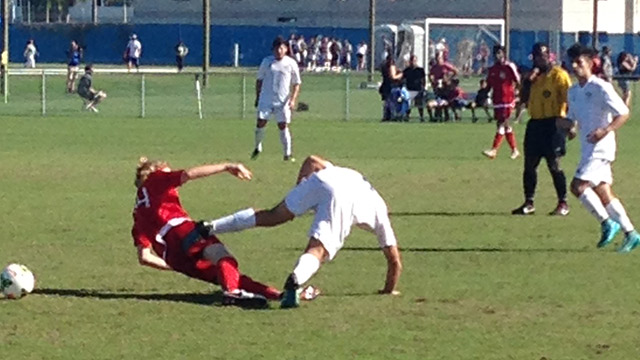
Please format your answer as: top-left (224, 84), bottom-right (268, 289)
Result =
top-left (482, 45), bottom-right (521, 160)
top-left (131, 157), bottom-right (281, 308)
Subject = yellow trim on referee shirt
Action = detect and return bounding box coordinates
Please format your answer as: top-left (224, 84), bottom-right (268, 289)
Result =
top-left (527, 66), bottom-right (571, 119)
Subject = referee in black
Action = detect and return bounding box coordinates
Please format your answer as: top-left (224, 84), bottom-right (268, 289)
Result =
top-left (512, 43), bottom-right (572, 216)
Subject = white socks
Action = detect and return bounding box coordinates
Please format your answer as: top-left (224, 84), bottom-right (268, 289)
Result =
top-left (254, 127), bottom-right (266, 152)
top-left (292, 253), bottom-right (321, 286)
top-left (280, 127), bottom-right (292, 157)
top-left (606, 198), bottom-right (635, 233)
top-left (578, 188), bottom-right (609, 223)
top-left (205, 208), bottom-right (256, 234)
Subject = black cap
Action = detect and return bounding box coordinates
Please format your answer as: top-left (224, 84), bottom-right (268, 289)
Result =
top-left (566, 43), bottom-right (597, 60)
top-left (272, 36), bottom-right (287, 49)
top-left (531, 42), bottom-right (549, 56)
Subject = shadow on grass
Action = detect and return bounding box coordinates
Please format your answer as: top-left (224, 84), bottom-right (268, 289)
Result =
top-left (33, 288), bottom-right (221, 306)
top-left (342, 246), bottom-right (592, 253)
top-left (390, 211), bottom-right (508, 217)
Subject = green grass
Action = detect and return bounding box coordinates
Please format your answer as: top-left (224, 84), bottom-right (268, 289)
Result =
top-left (1, 71), bottom-right (640, 359)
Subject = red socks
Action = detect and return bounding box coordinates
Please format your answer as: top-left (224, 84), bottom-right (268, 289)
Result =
top-left (239, 275), bottom-right (282, 300)
top-left (492, 133), bottom-right (504, 149)
top-left (505, 132), bottom-right (517, 150)
top-left (216, 257), bottom-right (240, 292)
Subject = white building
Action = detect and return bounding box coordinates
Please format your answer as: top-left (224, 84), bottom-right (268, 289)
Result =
top-left (132, 0), bottom-right (639, 33)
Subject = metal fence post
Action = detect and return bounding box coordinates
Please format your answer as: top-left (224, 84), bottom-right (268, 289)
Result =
top-left (140, 74), bottom-right (145, 118)
top-left (241, 74), bottom-right (246, 120)
top-left (41, 71), bottom-right (46, 116)
top-left (345, 72), bottom-right (350, 121)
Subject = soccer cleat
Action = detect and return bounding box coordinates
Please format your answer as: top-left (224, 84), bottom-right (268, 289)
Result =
top-left (510, 149), bottom-right (520, 160)
top-left (280, 273), bottom-right (300, 309)
top-left (512, 202), bottom-right (535, 215)
top-left (597, 219), bottom-right (621, 248)
top-left (482, 149), bottom-right (497, 159)
top-left (250, 149), bottom-right (261, 160)
top-left (222, 289), bottom-right (268, 309)
top-left (549, 202), bottom-right (570, 216)
top-left (283, 155), bottom-right (296, 162)
top-left (617, 230), bottom-right (640, 254)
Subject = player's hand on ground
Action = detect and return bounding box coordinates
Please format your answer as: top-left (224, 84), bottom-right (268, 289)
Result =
top-left (587, 127), bottom-right (608, 143)
top-left (227, 163), bottom-right (253, 180)
top-left (378, 289), bottom-right (401, 296)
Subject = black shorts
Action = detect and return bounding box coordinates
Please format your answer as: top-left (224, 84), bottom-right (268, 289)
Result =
top-left (524, 117), bottom-right (566, 158)
top-left (79, 91), bottom-right (96, 101)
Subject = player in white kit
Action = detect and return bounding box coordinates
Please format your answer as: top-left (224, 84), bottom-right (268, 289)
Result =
top-left (198, 155), bottom-right (403, 308)
top-left (252, 36), bottom-right (302, 161)
top-left (557, 44), bottom-right (640, 253)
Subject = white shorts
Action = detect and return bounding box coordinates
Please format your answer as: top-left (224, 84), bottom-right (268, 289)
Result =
top-left (284, 174), bottom-right (397, 260)
top-left (257, 104), bottom-right (291, 124)
top-left (575, 158), bottom-right (613, 186)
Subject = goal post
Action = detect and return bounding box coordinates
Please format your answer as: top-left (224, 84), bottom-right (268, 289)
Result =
top-left (421, 17), bottom-right (505, 79)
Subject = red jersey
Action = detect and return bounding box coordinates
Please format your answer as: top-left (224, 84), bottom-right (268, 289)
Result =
top-left (487, 61), bottom-right (520, 106)
top-left (430, 62), bottom-right (457, 81)
top-left (131, 170), bottom-right (193, 259)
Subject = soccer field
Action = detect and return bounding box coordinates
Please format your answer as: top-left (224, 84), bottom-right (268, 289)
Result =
top-left (1, 72), bottom-right (640, 359)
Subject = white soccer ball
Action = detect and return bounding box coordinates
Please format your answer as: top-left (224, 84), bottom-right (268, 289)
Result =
top-left (1, 264), bottom-right (36, 299)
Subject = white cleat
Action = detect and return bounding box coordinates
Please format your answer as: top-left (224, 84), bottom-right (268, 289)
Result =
top-left (482, 149), bottom-right (497, 159)
top-left (510, 149), bottom-right (520, 160)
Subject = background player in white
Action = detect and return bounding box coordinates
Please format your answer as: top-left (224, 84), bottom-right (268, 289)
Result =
top-left (23, 40), bottom-right (37, 68)
top-left (252, 36), bottom-right (301, 161)
top-left (124, 34), bottom-right (142, 71)
top-left (198, 155), bottom-right (403, 308)
top-left (557, 44), bottom-right (640, 253)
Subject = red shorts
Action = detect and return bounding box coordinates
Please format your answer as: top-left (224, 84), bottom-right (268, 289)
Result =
top-left (163, 221), bottom-right (225, 282)
top-left (493, 106), bottom-right (513, 122)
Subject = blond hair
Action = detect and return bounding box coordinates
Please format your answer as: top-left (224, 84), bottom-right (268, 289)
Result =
top-left (134, 157), bottom-right (168, 188)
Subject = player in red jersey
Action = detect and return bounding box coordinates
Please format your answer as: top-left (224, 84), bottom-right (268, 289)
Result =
top-left (482, 45), bottom-right (521, 160)
top-left (131, 157), bottom-right (281, 308)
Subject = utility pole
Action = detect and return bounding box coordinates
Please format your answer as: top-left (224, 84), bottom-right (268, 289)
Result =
top-left (503, 0), bottom-right (510, 59)
top-left (92, 0), bottom-right (98, 24)
top-left (592, 0), bottom-right (598, 48)
top-left (368, 0), bottom-right (375, 82)
top-left (2, 0), bottom-right (8, 98)
top-left (203, 0), bottom-right (211, 87)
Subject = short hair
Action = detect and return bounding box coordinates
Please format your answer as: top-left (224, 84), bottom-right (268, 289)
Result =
top-left (566, 43), bottom-right (597, 61)
top-left (493, 45), bottom-right (505, 55)
top-left (84, 64), bottom-right (93, 72)
top-left (531, 42), bottom-right (549, 57)
top-left (272, 36), bottom-right (287, 50)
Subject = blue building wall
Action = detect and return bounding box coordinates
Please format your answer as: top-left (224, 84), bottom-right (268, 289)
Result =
top-left (8, 24), bottom-right (640, 69)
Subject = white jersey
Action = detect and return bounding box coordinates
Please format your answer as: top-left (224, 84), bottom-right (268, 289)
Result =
top-left (357, 44), bottom-right (367, 56)
top-left (567, 75), bottom-right (629, 164)
top-left (284, 163), bottom-right (397, 260)
top-left (126, 39), bottom-right (142, 58)
top-left (257, 55), bottom-right (301, 108)
top-left (24, 44), bottom-right (37, 58)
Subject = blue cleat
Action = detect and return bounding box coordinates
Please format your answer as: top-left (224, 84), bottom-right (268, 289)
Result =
top-left (617, 230), bottom-right (640, 254)
top-left (280, 288), bottom-right (301, 309)
top-left (598, 219), bottom-right (621, 248)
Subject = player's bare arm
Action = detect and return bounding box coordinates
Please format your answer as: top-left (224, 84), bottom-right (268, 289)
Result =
top-left (379, 245), bottom-right (402, 295)
top-left (137, 245), bottom-right (171, 271)
top-left (556, 117), bottom-right (577, 140)
top-left (255, 79), bottom-right (262, 107)
top-left (289, 83), bottom-right (301, 110)
top-left (588, 113), bottom-right (630, 143)
top-left (182, 163), bottom-right (252, 183)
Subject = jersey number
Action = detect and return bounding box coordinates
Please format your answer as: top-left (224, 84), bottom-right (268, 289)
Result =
top-left (135, 187), bottom-right (151, 209)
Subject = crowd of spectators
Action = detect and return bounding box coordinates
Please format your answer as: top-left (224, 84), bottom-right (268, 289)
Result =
top-left (286, 34), bottom-right (368, 72)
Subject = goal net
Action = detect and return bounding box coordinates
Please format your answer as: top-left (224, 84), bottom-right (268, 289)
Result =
top-left (398, 18), bottom-right (505, 78)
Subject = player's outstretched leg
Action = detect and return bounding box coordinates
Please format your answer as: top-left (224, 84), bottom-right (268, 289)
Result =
top-left (572, 181), bottom-right (620, 248)
top-left (604, 198), bottom-right (640, 253)
top-left (281, 247), bottom-right (322, 309)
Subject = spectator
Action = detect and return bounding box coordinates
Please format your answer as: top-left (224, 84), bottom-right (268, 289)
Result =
top-left (342, 39), bottom-right (353, 70)
top-left (66, 40), bottom-right (83, 93)
top-left (379, 55), bottom-right (403, 122)
top-left (476, 40), bottom-right (490, 75)
top-left (297, 35), bottom-right (307, 68)
top-left (616, 51), bottom-right (637, 106)
top-left (175, 41), bottom-right (189, 72)
top-left (306, 37), bottom-right (319, 71)
top-left (444, 78), bottom-right (468, 121)
top-left (599, 46), bottom-right (613, 82)
top-left (330, 38), bottom-right (342, 70)
top-left (356, 41), bottom-right (368, 71)
top-left (402, 54), bottom-right (426, 122)
top-left (23, 39), bottom-right (37, 68)
top-left (470, 79), bottom-right (492, 123)
top-left (124, 34), bottom-right (142, 71)
top-left (429, 53), bottom-right (457, 89)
